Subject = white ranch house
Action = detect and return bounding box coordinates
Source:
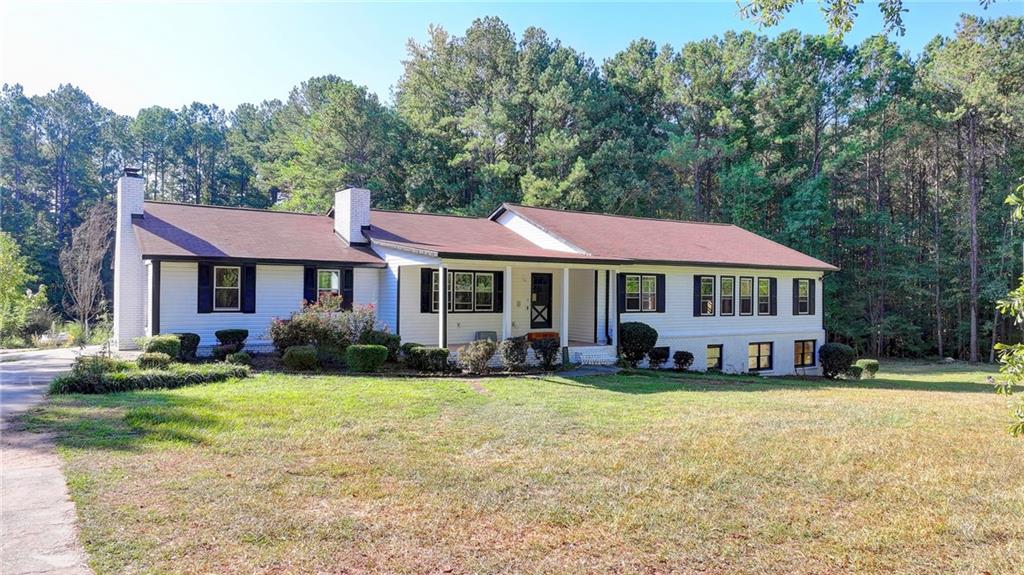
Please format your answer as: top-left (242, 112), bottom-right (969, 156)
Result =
top-left (113, 168), bottom-right (837, 374)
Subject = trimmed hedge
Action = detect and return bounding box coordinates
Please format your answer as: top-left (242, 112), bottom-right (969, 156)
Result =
top-left (619, 322), bottom-right (658, 367)
top-left (49, 363), bottom-right (249, 394)
top-left (647, 347), bottom-right (669, 369)
top-left (282, 345), bottom-right (319, 371)
top-left (138, 352), bottom-right (172, 369)
top-left (820, 342), bottom-right (856, 379)
top-left (215, 329), bottom-right (249, 347)
top-left (673, 350), bottom-right (695, 370)
top-left (346, 344), bottom-right (389, 372)
top-left (846, 364), bottom-right (864, 380)
top-left (174, 333), bottom-right (200, 361)
top-left (142, 335), bottom-right (181, 358)
top-left (406, 347), bottom-right (451, 372)
top-left (498, 336), bottom-right (529, 371)
top-left (400, 342), bottom-right (423, 360)
top-left (360, 330), bottom-right (401, 362)
top-left (855, 358), bottom-right (879, 379)
top-left (531, 338), bottom-right (561, 371)
top-left (226, 351), bottom-right (252, 365)
top-left (460, 339), bottom-right (497, 374)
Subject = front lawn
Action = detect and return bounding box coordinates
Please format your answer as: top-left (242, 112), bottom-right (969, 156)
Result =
top-left (26, 361), bottom-right (1022, 574)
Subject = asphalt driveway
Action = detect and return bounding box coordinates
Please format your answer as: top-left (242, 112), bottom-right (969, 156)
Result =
top-left (1, 347), bottom-right (94, 575)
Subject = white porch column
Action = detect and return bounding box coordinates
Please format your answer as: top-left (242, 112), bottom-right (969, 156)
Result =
top-left (502, 265), bottom-right (512, 339)
top-left (561, 267), bottom-right (570, 349)
top-left (609, 269), bottom-right (617, 348)
top-left (438, 264), bottom-right (447, 348)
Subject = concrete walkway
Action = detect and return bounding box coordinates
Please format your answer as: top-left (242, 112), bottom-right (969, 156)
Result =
top-left (1, 347), bottom-right (94, 575)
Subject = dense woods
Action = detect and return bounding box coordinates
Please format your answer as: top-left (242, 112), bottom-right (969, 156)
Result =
top-left (1, 14), bottom-right (1022, 359)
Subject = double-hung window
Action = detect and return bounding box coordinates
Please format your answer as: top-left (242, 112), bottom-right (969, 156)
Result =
top-left (748, 342), bottom-right (773, 371)
top-left (757, 278), bottom-right (771, 315)
top-left (431, 271), bottom-right (496, 313)
top-left (739, 277), bottom-right (754, 315)
top-left (213, 266), bottom-right (240, 311)
top-left (795, 279), bottom-right (811, 315)
top-left (699, 276), bottom-right (715, 316)
top-left (624, 274), bottom-right (658, 312)
top-left (794, 340), bottom-right (816, 368)
top-left (317, 269), bottom-right (341, 300)
top-left (720, 276), bottom-right (735, 316)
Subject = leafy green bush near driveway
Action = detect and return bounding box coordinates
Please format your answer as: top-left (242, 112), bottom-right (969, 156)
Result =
top-left (406, 347), bottom-right (451, 372)
top-left (174, 333), bottom-right (200, 361)
top-left (141, 334), bottom-right (181, 358)
top-left (619, 322), bottom-right (658, 367)
top-left (459, 339), bottom-right (498, 374)
top-left (531, 338), bottom-right (561, 371)
top-left (49, 363), bottom-right (249, 394)
top-left (138, 352), bottom-right (172, 369)
top-left (819, 343), bottom-right (856, 379)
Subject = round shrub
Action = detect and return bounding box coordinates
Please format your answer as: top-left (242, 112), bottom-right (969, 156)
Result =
top-left (846, 364), bottom-right (864, 380)
top-left (531, 338), bottom-right (561, 371)
top-left (346, 344), bottom-right (389, 372)
top-left (406, 347), bottom-right (451, 372)
top-left (498, 336), bottom-right (529, 371)
top-left (226, 351), bottom-right (252, 365)
top-left (619, 322), bottom-right (658, 367)
top-left (360, 330), bottom-right (401, 362)
top-left (268, 318), bottom-right (315, 353)
top-left (855, 358), bottom-right (879, 379)
top-left (173, 333), bottom-right (200, 361)
top-left (138, 352), bottom-right (172, 369)
top-left (400, 342), bottom-right (423, 361)
top-left (283, 345), bottom-right (319, 371)
top-left (819, 342), bottom-right (856, 379)
top-left (143, 334), bottom-right (181, 358)
top-left (317, 344), bottom-right (347, 368)
top-left (460, 339), bottom-right (498, 374)
top-left (215, 329), bottom-right (248, 348)
top-left (673, 350), bottom-right (695, 371)
top-left (647, 347), bottom-right (669, 369)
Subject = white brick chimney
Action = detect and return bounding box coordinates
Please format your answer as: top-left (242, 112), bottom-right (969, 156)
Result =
top-left (113, 167), bottom-right (146, 349)
top-left (334, 187), bottom-right (371, 245)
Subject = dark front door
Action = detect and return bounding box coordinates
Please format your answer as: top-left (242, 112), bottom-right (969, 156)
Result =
top-left (530, 273), bottom-right (553, 329)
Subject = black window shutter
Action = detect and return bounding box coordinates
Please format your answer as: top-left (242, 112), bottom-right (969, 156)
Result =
top-left (769, 278), bottom-right (778, 315)
top-left (241, 264), bottom-right (256, 314)
top-left (420, 268), bottom-right (433, 313)
top-left (809, 278), bottom-right (816, 315)
top-left (303, 266), bottom-right (316, 304)
top-left (341, 268), bottom-right (354, 310)
top-left (692, 275), bottom-right (701, 317)
top-left (616, 273), bottom-right (626, 312)
top-left (197, 263), bottom-right (212, 314)
top-left (494, 271), bottom-right (504, 312)
top-left (656, 274), bottom-right (666, 312)
top-left (792, 278), bottom-right (799, 315)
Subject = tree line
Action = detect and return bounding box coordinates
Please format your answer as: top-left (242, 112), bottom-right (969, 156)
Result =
top-left (2, 14), bottom-right (1022, 360)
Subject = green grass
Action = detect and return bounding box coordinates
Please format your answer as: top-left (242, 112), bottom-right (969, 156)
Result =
top-left (25, 360), bottom-right (1023, 574)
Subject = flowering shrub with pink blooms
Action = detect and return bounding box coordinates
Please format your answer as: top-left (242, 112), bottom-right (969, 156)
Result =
top-left (267, 300), bottom-right (384, 355)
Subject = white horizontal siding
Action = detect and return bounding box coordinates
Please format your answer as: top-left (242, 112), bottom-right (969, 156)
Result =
top-left (159, 262), bottom-right (305, 350)
top-left (158, 261), bottom-right (381, 351)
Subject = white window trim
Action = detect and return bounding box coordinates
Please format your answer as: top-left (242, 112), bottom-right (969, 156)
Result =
top-left (317, 269), bottom-right (341, 300)
top-left (213, 265), bottom-right (241, 312)
top-left (795, 279), bottom-right (811, 315)
top-left (699, 276), bottom-right (715, 316)
top-left (475, 272), bottom-right (494, 312)
top-left (625, 273), bottom-right (658, 313)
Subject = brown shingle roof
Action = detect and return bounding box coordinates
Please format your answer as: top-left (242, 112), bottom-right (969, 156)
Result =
top-left (134, 202), bottom-right (384, 266)
top-left (365, 210), bottom-right (626, 263)
top-left (134, 200), bottom-right (836, 271)
top-left (493, 204), bottom-right (838, 271)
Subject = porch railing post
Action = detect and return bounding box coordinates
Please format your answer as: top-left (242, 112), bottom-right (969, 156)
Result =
top-left (502, 266), bottom-right (512, 340)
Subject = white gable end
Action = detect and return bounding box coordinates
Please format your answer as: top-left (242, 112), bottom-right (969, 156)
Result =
top-left (495, 210), bottom-right (583, 253)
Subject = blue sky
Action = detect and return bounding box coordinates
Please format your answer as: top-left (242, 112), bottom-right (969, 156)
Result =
top-left (1, 1), bottom-right (1019, 116)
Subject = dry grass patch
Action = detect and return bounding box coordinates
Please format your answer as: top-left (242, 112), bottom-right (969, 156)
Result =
top-left (26, 360), bottom-right (1024, 574)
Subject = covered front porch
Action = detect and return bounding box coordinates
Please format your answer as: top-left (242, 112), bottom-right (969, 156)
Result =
top-left (418, 259), bottom-right (620, 364)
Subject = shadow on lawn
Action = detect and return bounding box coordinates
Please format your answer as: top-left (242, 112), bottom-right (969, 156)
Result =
top-left (20, 392), bottom-right (221, 452)
top-left (549, 370), bottom-right (997, 395)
